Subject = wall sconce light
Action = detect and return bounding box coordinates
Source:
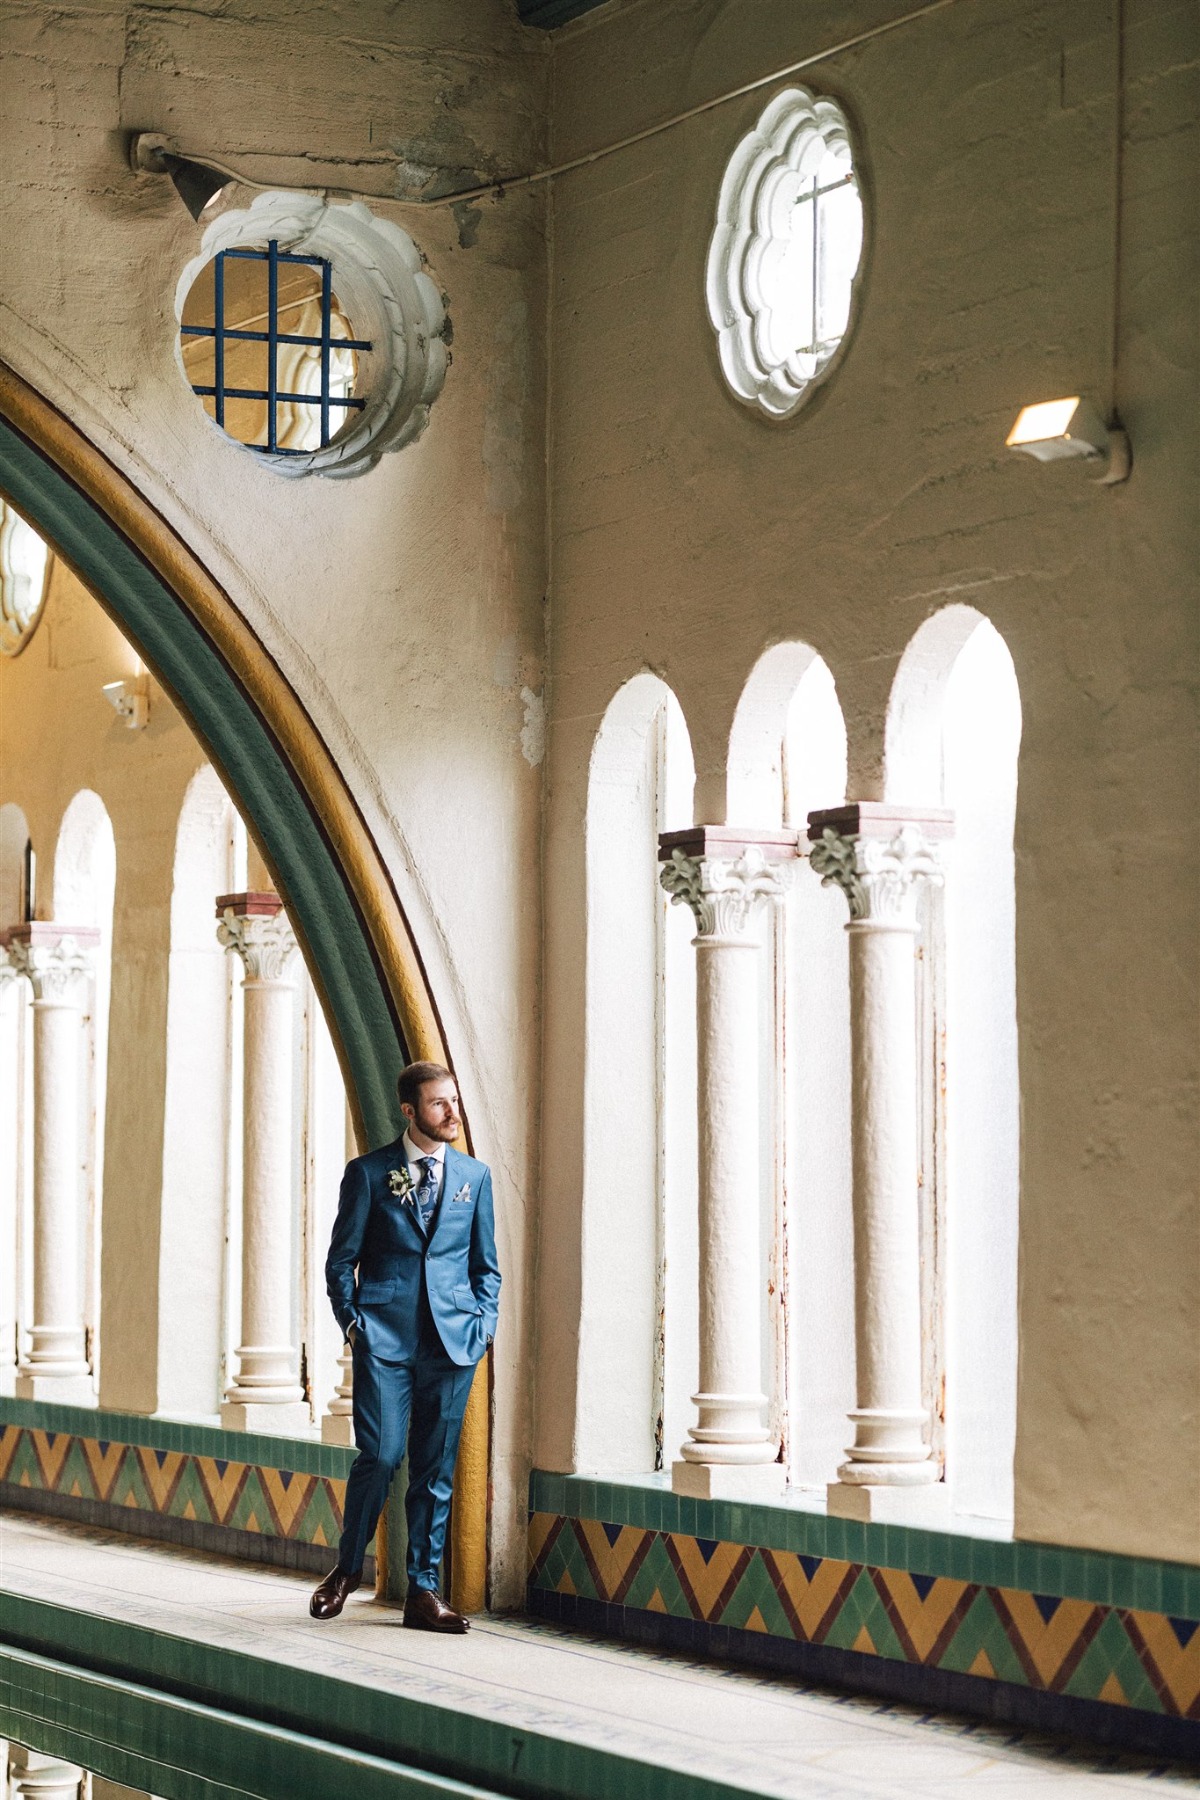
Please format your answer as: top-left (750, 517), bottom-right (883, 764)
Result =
top-left (1006, 397), bottom-right (1131, 484)
top-left (103, 676), bottom-right (149, 731)
top-left (129, 132), bottom-right (234, 221)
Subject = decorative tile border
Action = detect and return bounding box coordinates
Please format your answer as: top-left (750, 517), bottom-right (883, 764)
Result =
top-left (0, 1397), bottom-right (363, 1569)
top-left (527, 1473), bottom-right (1200, 1759)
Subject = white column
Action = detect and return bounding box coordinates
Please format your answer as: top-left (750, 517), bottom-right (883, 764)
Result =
top-left (7, 1745), bottom-right (84, 1799)
top-left (216, 893), bottom-right (308, 1432)
top-left (6, 925), bottom-right (100, 1405)
top-left (808, 803), bottom-right (952, 1522)
top-left (659, 827), bottom-right (796, 1499)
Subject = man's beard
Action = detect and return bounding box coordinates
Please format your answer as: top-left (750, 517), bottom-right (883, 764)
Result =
top-left (417, 1110), bottom-right (459, 1142)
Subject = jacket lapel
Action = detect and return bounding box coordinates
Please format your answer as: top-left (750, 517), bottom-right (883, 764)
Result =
top-left (384, 1137), bottom-right (428, 1242)
top-left (427, 1146), bottom-right (464, 1248)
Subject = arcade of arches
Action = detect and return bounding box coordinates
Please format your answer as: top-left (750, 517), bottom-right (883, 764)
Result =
top-left (0, 0), bottom-right (1196, 1792)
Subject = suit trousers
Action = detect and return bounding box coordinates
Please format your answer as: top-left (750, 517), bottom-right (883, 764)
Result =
top-left (338, 1323), bottom-right (477, 1588)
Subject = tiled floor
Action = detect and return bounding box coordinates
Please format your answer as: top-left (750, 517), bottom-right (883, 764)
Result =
top-left (2, 1513), bottom-right (1195, 1799)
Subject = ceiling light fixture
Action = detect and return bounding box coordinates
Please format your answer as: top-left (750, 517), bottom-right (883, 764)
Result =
top-left (1006, 396), bottom-right (1131, 484)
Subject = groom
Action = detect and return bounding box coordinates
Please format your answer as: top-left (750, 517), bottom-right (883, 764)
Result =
top-left (310, 1061), bottom-right (500, 1632)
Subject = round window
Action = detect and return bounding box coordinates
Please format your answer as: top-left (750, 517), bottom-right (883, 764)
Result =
top-left (180, 246), bottom-right (365, 456)
top-left (706, 88), bottom-right (864, 418)
top-left (175, 194), bottom-right (448, 479)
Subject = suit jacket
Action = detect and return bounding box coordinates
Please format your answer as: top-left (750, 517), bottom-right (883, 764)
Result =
top-left (325, 1136), bottom-right (500, 1367)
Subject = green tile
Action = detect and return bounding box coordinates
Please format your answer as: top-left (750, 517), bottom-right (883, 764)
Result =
top-left (1161, 1560), bottom-right (1200, 1618)
top-left (1036, 1546), bottom-right (1065, 1596)
top-left (1064, 1608), bottom-right (1162, 1711)
top-left (623, 1532), bottom-right (689, 1618)
top-left (717, 1549), bottom-right (795, 1638)
top-left (1082, 1553), bottom-right (1113, 1605)
top-left (939, 1585), bottom-right (1030, 1685)
top-left (823, 1567), bottom-right (905, 1661)
top-left (1128, 1557), bottom-right (1163, 1612)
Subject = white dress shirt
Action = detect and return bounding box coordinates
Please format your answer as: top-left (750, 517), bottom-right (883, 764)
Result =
top-left (402, 1129), bottom-right (445, 1198)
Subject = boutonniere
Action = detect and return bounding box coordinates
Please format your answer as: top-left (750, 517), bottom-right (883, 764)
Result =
top-left (387, 1166), bottom-right (416, 1206)
top-left (450, 1183), bottom-right (473, 1204)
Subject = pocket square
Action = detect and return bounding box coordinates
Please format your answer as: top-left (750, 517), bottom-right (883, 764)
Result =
top-left (451, 1183), bottom-right (473, 1204)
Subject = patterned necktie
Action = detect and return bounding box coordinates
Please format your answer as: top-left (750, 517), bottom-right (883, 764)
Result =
top-left (416, 1155), bottom-right (439, 1231)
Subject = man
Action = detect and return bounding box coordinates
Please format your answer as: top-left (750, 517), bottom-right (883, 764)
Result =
top-left (309, 1061), bottom-right (500, 1632)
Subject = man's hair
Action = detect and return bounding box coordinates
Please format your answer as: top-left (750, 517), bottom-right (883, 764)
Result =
top-left (397, 1061), bottom-right (454, 1111)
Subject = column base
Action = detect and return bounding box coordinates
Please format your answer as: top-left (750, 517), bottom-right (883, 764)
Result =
top-left (672, 1459), bottom-right (786, 1500)
top-left (826, 1479), bottom-right (951, 1523)
top-left (321, 1411), bottom-right (355, 1447)
top-left (15, 1370), bottom-right (95, 1405)
top-left (220, 1398), bottom-right (311, 1434)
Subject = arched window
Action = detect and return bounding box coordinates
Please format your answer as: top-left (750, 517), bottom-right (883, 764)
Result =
top-left (579, 675), bottom-right (697, 1471)
top-left (886, 608), bottom-right (1022, 1520)
top-left (52, 790), bottom-right (117, 1388)
top-left (158, 767), bottom-right (244, 1418)
top-left (727, 647), bottom-right (853, 1486)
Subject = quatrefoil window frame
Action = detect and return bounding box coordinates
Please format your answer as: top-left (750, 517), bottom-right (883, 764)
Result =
top-left (706, 88), bottom-right (866, 420)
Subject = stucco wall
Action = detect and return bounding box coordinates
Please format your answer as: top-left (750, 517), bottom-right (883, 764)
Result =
top-left (1, 0), bottom-right (1195, 1588)
top-left (536, 0), bottom-right (1197, 1562)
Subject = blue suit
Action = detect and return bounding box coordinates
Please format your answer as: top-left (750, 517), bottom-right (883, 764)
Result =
top-left (325, 1135), bottom-right (500, 1587)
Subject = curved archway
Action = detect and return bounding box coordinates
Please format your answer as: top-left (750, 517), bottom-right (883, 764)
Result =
top-left (0, 359), bottom-right (442, 1151)
top-left (0, 359), bottom-right (486, 1607)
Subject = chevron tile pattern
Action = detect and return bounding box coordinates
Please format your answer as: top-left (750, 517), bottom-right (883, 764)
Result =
top-left (528, 1511), bottom-right (1200, 1724)
top-left (0, 1423), bottom-right (348, 1549)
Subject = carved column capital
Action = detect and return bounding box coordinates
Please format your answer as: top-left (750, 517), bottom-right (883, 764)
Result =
top-left (807, 804), bottom-right (953, 930)
top-left (4, 923), bottom-right (100, 1005)
top-left (658, 826), bottom-right (798, 942)
top-left (215, 892), bottom-right (298, 984)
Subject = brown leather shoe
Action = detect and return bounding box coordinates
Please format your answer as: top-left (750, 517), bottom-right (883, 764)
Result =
top-left (402, 1586), bottom-right (469, 1633)
top-left (309, 1565), bottom-right (362, 1619)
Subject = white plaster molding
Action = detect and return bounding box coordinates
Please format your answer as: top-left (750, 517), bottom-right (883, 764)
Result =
top-left (809, 823), bottom-right (942, 929)
top-left (660, 846), bottom-right (785, 941)
top-left (705, 87), bottom-right (863, 419)
top-left (175, 192), bottom-right (448, 479)
top-left (217, 907), bottom-right (298, 984)
top-left (7, 931), bottom-right (97, 1005)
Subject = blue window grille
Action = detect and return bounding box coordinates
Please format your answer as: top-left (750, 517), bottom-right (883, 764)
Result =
top-left (180, 240), bottom-right (372, 454)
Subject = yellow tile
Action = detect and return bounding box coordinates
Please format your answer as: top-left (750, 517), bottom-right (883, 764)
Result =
top-left (578, 1518), bottom-right (647, 1600)
top-left (1128, 1611), bottom-right (1200, 1716)
top-left (527, 1511), bottom-right (559, 1570)
top-left (765, 1551), bottom-right (855, 1641)
top-left (876, 1567), bottom-right (973, 1662)
top-left (995, 1590), bottom-right (1099, 1687)
top-left (32, 1429), bottom-right (71, 1487)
